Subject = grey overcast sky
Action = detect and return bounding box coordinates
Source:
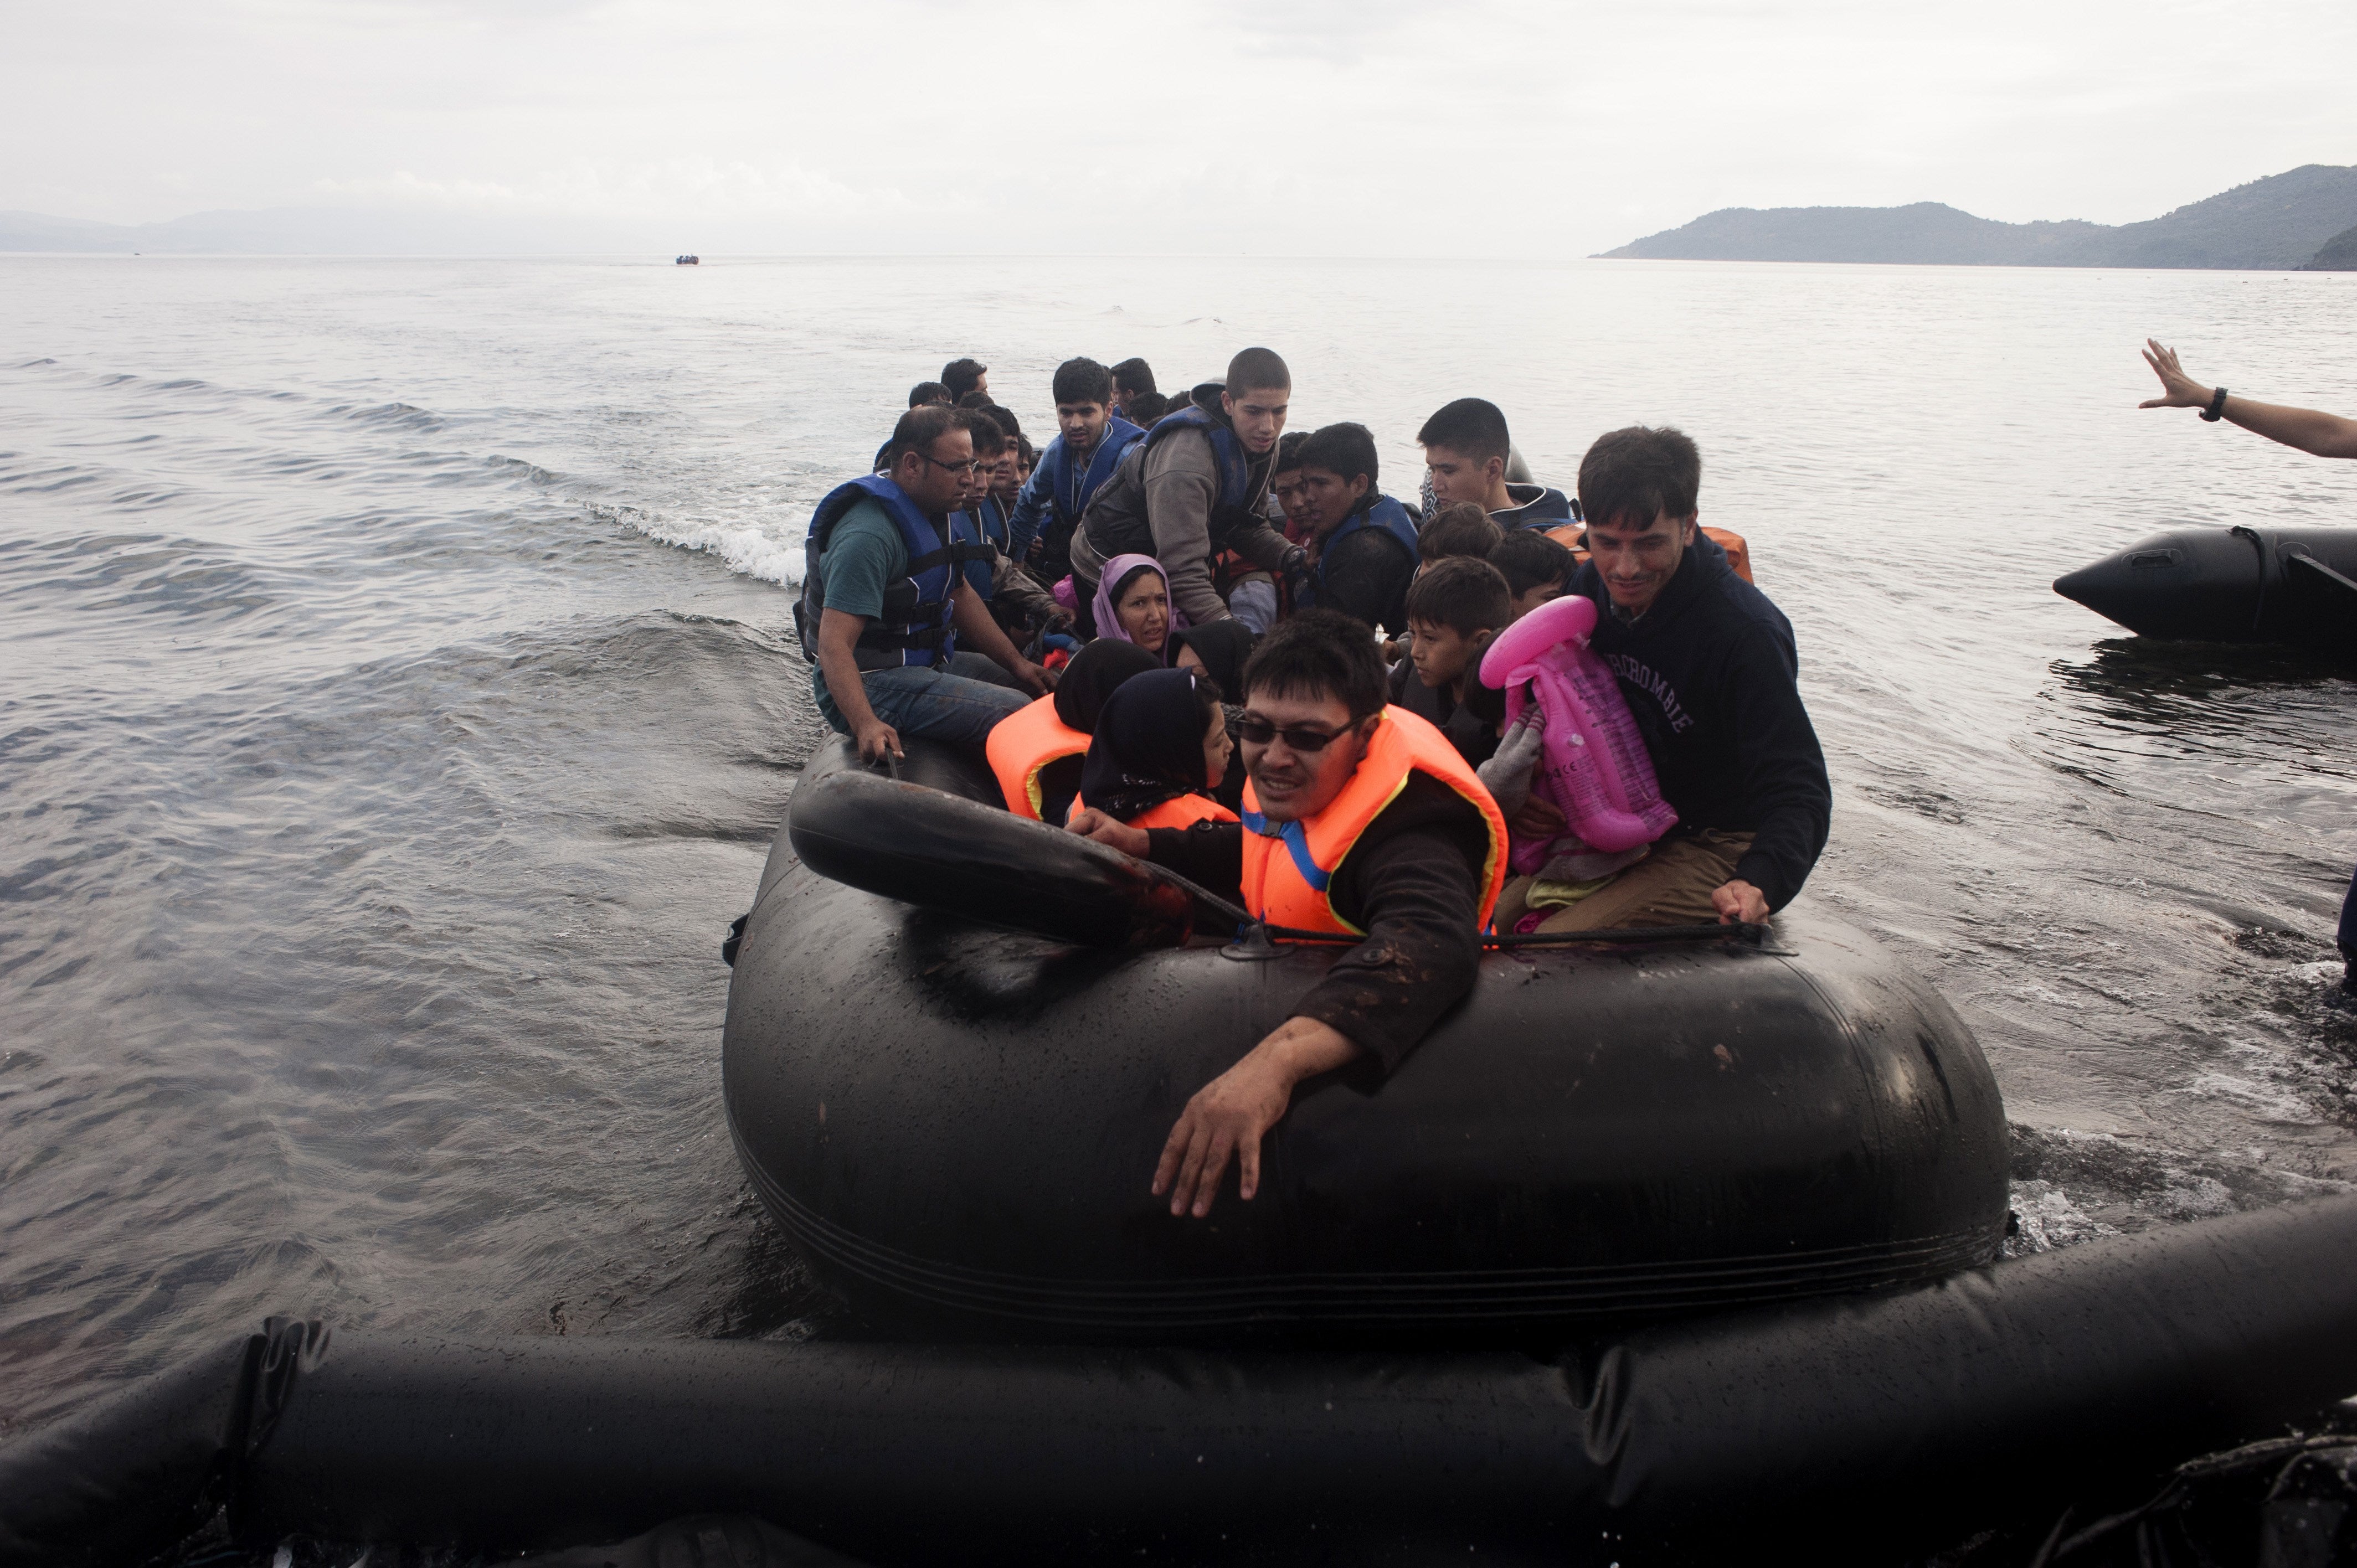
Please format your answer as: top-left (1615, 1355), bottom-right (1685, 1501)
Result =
top-left (4, 0), bottom-right (2354, 254)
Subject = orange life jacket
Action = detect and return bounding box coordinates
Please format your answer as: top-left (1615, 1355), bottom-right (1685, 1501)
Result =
top-left (1239, 706), bottom-right (1509, 937)
top-left (1546, 524), bottom-right (1753, 584)
top-left (987, 695), bottom-right (1089, 820)
top-left (1074, 792), bottom-right (1239, 831)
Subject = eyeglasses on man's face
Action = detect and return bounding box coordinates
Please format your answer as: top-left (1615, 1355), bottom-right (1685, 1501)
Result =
top-left (914, 450), bottom-right (984, 479)
top-left (1235, 715), bottom-right (1365, 753)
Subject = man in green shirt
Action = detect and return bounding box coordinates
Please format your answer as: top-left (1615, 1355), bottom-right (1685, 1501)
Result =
top-left (797, 406), bottom-right (1052, 762)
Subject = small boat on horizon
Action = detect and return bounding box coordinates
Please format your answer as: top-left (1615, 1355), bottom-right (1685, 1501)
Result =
top-left (675, 254), bottom-right (700, 266)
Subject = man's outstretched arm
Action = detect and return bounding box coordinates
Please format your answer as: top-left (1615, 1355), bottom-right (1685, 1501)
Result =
top-left (2141, 339), bottom-right (2357, 458)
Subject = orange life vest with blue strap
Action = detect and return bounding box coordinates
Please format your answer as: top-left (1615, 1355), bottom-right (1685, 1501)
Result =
top-left (987, 695), bottom-right (1088, 821)
top-left (1239, 706), bottom-right (1509, 937)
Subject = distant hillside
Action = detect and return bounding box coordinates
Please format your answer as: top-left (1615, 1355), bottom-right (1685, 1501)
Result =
top-left (2304, 223), bottom-right (2357, 270)
top-left (1601, 164), bottom-right (2357, 270)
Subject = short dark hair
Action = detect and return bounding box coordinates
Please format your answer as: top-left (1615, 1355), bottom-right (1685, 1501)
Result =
top-left (1128, 391), bottom-right (1169, 425)
top-left (1272, 429), bottom-right (1310, 476)
top-left (1224, 347), bottom-right (1290, 398)
top-left (982, 404), bottom-right (1022, 441)
top-left (1110, 357), bottom-right (1156, 397)
top-left (1015, 435), bottom-right (1037, 470)
top-left (956, 389), bottom-right (995, 410)
top-left (1418, 501), bottom-right (1504, 563)
top-left (886, 405), bottom-right (963, 468)
top-left (955, 407), bottom-right (1006, 458)
top-left (1053, 357), bottom-right (1114, 407)
top-left (1298, 422), bottom-right (1378, 492)
top-left (1487, 529), bottom-right (1575, 597)
top-left (941, 358), bottom-right (988, 399)
top-left (908, 381), bottom-right (952, 409)
top-left (1406, 557), bottom-right (1511, 636)
top-left (1578, 425), bottom-right (1702, 529)
top-left (1416, 398), bottom-right (1512, 466)
top-left (1241, 607), bottom-right (1386, 720)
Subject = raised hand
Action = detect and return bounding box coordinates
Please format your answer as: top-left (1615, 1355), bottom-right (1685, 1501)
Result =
top-left (2140, 339), bottom-right (2212, 410)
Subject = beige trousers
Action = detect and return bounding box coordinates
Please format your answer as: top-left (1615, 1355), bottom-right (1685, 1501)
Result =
top-left (1495, 830), bottom-right (1757, 932)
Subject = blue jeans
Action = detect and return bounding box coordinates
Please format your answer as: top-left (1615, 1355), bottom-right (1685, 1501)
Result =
top-left (814, 653), bottom-right (1028, 747)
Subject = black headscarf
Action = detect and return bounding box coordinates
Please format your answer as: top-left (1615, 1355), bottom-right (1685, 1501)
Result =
top-left (1169, 620), bottom-right (1255, 700)
top-left (1052, 638), bottom-right (1163, 734)
top-left (1080, 668), bottom-right (1219, 823)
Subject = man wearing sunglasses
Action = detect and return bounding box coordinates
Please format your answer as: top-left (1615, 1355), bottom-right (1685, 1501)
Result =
top-left (796, 406), bottom-right (1056, 765)
top-left (1066, 609), bottom-right (1508, 1220)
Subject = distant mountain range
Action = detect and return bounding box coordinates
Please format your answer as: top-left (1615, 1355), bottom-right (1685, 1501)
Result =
top-left (1600, 164), bottom-right (2357, 270)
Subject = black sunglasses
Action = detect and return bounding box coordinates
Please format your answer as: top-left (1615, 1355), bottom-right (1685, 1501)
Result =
top-left (1235, 714), bottom-right (1368, 752)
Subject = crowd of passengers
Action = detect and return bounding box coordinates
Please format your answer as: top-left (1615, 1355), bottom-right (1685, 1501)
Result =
top-left (795, 348), bottom-right (1831, 1216)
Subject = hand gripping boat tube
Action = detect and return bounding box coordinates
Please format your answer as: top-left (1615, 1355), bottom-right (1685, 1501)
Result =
top-left (13, 1200), bottom-right (2357, 1565)
top-left (2054, 523), bottom-right (2357, 652)
top-left (1478, 591), bottom-right (1678, 864)
top-left (728, 737), bottom-right (2008, 1335)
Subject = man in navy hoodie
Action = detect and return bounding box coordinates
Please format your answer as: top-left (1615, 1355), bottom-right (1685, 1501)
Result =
top-left (1010, 356), bottom-right (1146, 589)
top-left (1509, 425), bottom-right (1829, 930)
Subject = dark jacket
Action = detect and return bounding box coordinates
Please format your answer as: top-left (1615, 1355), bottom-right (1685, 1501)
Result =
top-left (1143, 773), bottom-right (1487, 1073)
top-left (1306, 495), bottom-right (1419, 635)
top-left (1568, 533), bottom-right (1830, 910)
top-left (1386, 659), bottom-right (1505, 767)
top-left (1494, 483), bottom-right (1577, 530)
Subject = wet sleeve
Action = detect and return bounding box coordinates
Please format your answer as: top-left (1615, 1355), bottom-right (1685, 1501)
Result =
top-left (1226, 517), bottom-right (1295, 576)
top-left (1141, 438), bottom-right (1231, 627)
top-left (1288, 828), bottom-right (1481, 1075)
top-left (1722, 625), bottom-right (1832, 911)
top-left (815, 501), bottom-right (904, 622)
top-left (1143, 820), bottom-right (1244, 904)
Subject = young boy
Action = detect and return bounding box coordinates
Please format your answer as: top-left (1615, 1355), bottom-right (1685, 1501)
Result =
top-left (1418, 398), bottom-right (1576, 530)
top-left (1387, 556), bottom-right (1511, 767)
top-left (1488, 528), bottom-right (1576, 622)
top-left (1293, 421), bottom-right (1419, 636)
top-left (1269, 430), bottom-right (1314, 542)
top-left (1416, 502), bottom-right (1506, 568)
top-left (1009, 357), bottom-right (1146, 587)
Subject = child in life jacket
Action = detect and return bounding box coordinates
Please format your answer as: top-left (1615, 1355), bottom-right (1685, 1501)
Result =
top-left (1074, 668), bottom-right (1238, 832)
top-left (1474, 591), bottom-right (1678, 931)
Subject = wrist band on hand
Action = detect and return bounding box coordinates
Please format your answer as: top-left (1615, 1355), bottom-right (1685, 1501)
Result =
top-left (2201, 386), bottom-right (2229, 422)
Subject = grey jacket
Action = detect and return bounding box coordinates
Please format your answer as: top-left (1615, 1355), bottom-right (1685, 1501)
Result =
top-left (1071, 420), bottom-right (1291, 627)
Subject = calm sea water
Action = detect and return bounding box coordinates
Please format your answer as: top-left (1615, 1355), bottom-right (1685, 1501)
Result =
top-left (3, 255), bottom-right (2354, 1440)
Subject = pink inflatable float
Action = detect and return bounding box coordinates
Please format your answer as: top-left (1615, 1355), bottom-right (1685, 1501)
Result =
top-left (1478, 592), bottom-right (1677, 870)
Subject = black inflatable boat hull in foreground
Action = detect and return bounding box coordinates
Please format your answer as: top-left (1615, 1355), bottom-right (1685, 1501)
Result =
top-left (722, 739), bottom-right (2008, 1335)
top-left (13, 1197), bottom-right (2357, 1567)
top-left (2054, 523), bottom-right (2357, 649)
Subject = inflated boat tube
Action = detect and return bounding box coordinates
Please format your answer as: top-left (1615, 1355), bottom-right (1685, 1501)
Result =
top-left (2054, 523), bottom-right (2357, 650)
top-left (726, 738), bottom-right (2009, 1335)
top-left (785, 753), bottom-right (1231, 950)
top-left (12, 1198), bottom-right (2357, 1566)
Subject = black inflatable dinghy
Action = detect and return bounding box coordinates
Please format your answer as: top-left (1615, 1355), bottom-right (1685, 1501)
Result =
top-left (722, 737), bottom-right (2009, 1336)
top-left (12, 1198), bottom-right (2357, 1566)
top-left (2054, 523), bottom-right (2357, 651)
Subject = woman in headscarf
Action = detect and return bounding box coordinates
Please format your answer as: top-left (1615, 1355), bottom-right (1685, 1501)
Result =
top-left (1072, 667), bottom-right (1237, 832)
top-left (986, 638), bottom-right (1162, 824)
top-left (1166, 619), bottom-right (1257, 812)
top-left (1090, 554), bottom-right (1182, 659)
